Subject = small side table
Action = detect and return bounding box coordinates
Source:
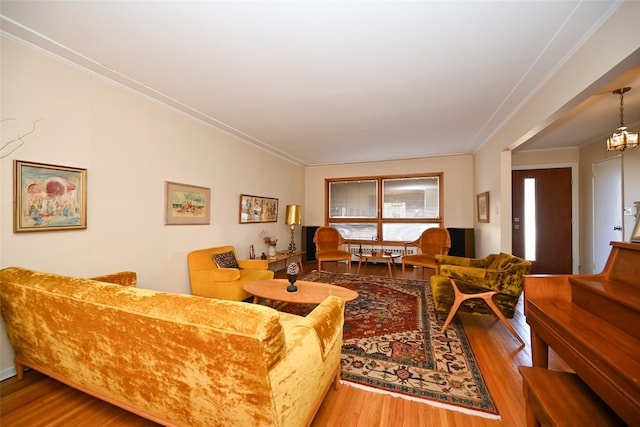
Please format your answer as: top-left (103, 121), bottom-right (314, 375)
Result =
top-left (266, 250), bottom-right (305, 273)
top-left (356, 252), bottom-right (400, 276)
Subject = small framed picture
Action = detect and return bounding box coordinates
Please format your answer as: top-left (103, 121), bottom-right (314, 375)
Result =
top-left (14, 160), bottom-right (88, 232)
top-left (239, 194), bottom-right (278, 223)
top-left (165, 181), bottom-right (211, 225)
top-left (477, 191), bottom-right (490, 223)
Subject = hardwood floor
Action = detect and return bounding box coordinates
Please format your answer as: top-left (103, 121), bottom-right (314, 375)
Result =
top-left (0, 261), bottom-right (569, 426)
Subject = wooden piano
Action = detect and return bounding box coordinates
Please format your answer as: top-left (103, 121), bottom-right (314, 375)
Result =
top-left (524, 241), bottom-right (640, 426)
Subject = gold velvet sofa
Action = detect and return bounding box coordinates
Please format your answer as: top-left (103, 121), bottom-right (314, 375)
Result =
top-left (430, 252), bottom-right (531, 318)
top-left (188, 246), bottom-right (274, 301)
top-left (0, 267), bottom-right (345, 426)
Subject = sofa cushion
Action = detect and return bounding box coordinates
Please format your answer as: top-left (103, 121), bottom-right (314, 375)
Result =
top-left (211, 251), bottom-right (240, 269)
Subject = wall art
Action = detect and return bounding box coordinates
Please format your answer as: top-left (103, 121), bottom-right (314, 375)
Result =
top-left (14, 160), bottom-right (87, 232)
top-left (477, 191), bottom-right (490, 223)
top-left (165, 181), bottom-right (211, 225)
top-left (239, 194), bottom-right (278, 223)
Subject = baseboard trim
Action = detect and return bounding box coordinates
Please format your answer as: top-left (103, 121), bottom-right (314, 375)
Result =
top-left (1, 365), bottom-right (17, 381)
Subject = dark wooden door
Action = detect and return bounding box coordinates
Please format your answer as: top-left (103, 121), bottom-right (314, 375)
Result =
top-left (512, 168), bottom-right (572, 274)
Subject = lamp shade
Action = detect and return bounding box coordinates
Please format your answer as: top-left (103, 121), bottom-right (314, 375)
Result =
top-left (606, 87), bottom-right (639, 152)
top-left (285, 205), bottom-right (301, 225)
top-left (606, 127), bottom-right (639, 151)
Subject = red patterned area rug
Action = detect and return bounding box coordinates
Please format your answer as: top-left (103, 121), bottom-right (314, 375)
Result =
top-left (283, 271), bottom-right (500, 419)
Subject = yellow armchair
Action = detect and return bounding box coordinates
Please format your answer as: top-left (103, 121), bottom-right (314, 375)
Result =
top-left (430, 252), bottom-right (531, 343)
top-left (314, 226), bottom-right (352, 277)
top-left (401, 228), bottom-right (451, 278)
top-left (188, 246), bottom-right (274, 301)
top-left (431, 252), bottom-right (532, 318)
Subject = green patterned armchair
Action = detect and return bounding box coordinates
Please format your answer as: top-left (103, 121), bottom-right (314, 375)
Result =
top-left (430, 252), bottom-right (532, 318)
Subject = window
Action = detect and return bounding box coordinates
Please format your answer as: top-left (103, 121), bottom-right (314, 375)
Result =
top-left (326, 173), bottom-right (443, 243)
top-left (329, 180), bottom-right (377, 218)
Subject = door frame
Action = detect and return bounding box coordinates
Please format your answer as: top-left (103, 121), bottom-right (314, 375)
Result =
top-left (592, 155), bottom-right (623, 273)
top-left (512, 162), bottom-right (580, 274)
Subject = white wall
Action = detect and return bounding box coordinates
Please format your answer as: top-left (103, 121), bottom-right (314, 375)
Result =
top-left (579, 139), bottom-right (640, 274)
top-left (0, 37), bottom-right (304, 377)
top-left (304, 155), bottom-right (475, 230)
top-left (473, 1), bottom-right (640, 257)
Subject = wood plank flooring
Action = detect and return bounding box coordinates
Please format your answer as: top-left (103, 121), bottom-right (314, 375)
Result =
top-left (0, 261), bottom-right (569, 426)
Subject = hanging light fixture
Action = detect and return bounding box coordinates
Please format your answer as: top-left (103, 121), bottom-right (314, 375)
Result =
top-left (606, 87), bottom-right (638, 151)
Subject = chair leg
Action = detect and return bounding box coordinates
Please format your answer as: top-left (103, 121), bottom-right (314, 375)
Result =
top-left (440, 278), bottom-right (467, 333)
top-left (317, 260), bottom-right (321, 278)
top-left (402, 262), bottom-right (406, 279)
top-left (482, 294), bottom-right (525, 345)
top-left (440, 295), bottom-right (465, 333)
top-left (440, 279), bottom-right (524, 345)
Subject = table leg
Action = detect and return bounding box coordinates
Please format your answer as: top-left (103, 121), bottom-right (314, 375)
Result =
top-left (386, 259), bottom-right (393, 276)
top-left (357, 258), bottom-right (363, 274)
top-left (531, 331), bottom-right (549, 368)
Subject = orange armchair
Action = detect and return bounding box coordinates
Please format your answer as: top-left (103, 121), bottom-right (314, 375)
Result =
top-left (187, 246), bottom-right (274, 301)
top-left (402, 228), bottom-right (451, 278)
top-left (314, 227), bottom-right (352, 277)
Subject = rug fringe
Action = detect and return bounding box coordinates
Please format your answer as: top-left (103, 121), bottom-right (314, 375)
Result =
top-left (339, 379), bottom-right (501, 421)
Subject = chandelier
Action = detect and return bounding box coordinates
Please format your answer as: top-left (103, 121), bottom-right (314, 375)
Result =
top-left (606, 87), bottom-right (638, 151)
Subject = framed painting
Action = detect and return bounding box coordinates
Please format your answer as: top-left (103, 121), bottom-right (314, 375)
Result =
top-left (14, 160), bottom-right (88, 232)
top-left (165, 181), bottom-right (211, 225)
top-left (239, 194), bottom-right (278, 223)
top-left (477, 191), bottom-right (490, 223)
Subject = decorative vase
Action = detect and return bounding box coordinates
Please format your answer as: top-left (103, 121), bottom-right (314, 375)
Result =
top-left (286, 273), bottom-right (298, 293)
top-left (268, 244), bottom-right (277, 259)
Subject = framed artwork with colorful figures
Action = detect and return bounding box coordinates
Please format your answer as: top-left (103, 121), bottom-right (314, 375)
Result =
top-left (14, 160), bottom-right (87, 232)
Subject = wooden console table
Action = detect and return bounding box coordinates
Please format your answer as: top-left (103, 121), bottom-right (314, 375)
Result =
top-left (266, 251), bottom-right (305, 273)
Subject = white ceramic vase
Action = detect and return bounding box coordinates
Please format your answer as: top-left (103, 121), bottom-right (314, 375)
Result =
top-left (268, 245), bottom-right (277, 259)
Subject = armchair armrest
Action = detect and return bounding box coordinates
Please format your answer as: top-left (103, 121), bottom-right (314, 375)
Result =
top-left (297, 296), bottom-right (345, 360)
top-left (403, 238), bottom-right (420, 253)
top-left (90, 271), bottom-right (137, 287)
top-left (436, 253), bottom-right (496, 268)
top-left (436, 254), bottom-right (473, 267)
top-left (238, 259), bottom-right (269, 270)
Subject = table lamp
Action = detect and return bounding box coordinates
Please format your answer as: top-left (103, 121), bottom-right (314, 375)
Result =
top-left (285, 204), bottom-right (302, 254)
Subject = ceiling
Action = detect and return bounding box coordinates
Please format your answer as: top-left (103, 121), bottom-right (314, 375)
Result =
top-left (1, 1), bottom-right (639, 166)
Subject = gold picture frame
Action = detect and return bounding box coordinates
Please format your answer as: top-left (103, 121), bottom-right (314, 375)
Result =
top-left (239, 194), bottom-right (278, 223)
top-left (14, 160), bottom-right (88, 232)
top-left (477, 191), bottom-right (490, 223)
top-left (165, 181), bottom-right (211, 225)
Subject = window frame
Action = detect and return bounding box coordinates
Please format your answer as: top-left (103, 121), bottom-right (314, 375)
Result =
top-left (325, 172), bottom-right (444, 245)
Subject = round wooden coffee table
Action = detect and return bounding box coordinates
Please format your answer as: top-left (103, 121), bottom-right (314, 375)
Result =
top-left (243, 279), bottom-right (358, 304)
